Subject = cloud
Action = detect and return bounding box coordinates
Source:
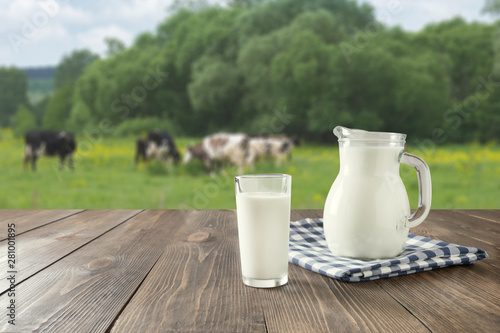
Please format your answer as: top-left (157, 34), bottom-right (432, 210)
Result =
top-left (3, 29), bottom-right (73, 68)
top-left (0, 0), bottom-right (495, 67)
top-left (56, 3), bottom-right (93, 25)
top-left (6, 0), bottom-right (39, 18)
top-left (95, 0), bottom-right (172, 34)
top-left (76, 25), bottom-right (133, 56)
top-left (3, 0), bottom-right (90, 28)
top-left (2, 0), bottom-right (40, 31)
top-left (0, 0), bottom-right (166, 67)
top-left (106, 0), bottom-right (170, 20)
top-left (364, 0), bottom-right (496, 31)
top-left (35, 23), bottom-right (69, 42)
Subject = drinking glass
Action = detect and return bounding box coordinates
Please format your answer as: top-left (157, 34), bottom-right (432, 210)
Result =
top-left (235, 174), bottom-right (292, 288)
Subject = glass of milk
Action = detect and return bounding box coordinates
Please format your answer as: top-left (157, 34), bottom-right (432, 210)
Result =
top-left (235, 174), bottom-right (292, 288)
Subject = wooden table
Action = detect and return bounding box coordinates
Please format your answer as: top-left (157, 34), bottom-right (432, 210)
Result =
top-left (0, 210), bottom-right (498, 332)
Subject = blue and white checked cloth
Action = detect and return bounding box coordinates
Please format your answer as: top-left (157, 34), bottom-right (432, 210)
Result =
top-left (289, 218), bottom-right (489, 282)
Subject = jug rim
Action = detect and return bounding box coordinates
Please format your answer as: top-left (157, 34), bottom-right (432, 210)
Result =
top-left (334, 126), bottom-right (406, 143)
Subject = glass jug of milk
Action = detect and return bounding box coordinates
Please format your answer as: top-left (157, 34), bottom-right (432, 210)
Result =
top-left (323, 126), bottom-right (432, 259)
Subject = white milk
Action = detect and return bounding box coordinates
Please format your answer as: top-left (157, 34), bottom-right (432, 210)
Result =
top-left (236, 192), bottom-right (291, 280)
top-left (323, 146), bottom-right (410, 259)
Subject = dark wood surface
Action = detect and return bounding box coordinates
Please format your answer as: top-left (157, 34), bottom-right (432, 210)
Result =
top-left (0, 210), bottom-right (498, 332)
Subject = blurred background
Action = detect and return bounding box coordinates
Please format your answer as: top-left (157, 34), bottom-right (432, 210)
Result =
top-left (0, 0), bottom-right (499, 209)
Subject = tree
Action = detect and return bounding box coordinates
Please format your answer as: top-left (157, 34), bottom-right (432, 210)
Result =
top-left (228, 0), bottom-right (266, 8)
top-left (483, 0), bottom-right (500, 75)
top-left (188, 56), bottom-right (242, 131)
top-left (67, 101), bottom-right (93, 133)
top-left (32, 95), bottom-right (50, 126)
top-left (43, 49), bottom-right (99, 131)
top-left (169, 0), bottom-right (210, 13)
top-left (236, 0), bottom-right (373, 45)
top-left (0, 67), bottom-right (28, 126)
top-left (237, 9), bottom-right (349, 137)
top-left (413, 18), bottom-right (496, 101)
top-left (483, 0), bottom-right (500, 14)
top-left (64, 0), bottom-right (498, 142)
top-left (326, 29), bottom-right (451, 139)
top-left (270, 30), bottom-right (334, 135)
top-left (13, 104), bottom-right (36, 137)
top-left (105, 37), bottom-right (126, 57)
top-left (54, 49), bottom-right (99, 89)
top-left (42, 85), bottom-right (73, 130)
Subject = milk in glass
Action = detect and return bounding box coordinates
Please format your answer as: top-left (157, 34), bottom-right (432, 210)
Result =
top-left (236, 192), bottom-right (291, 280)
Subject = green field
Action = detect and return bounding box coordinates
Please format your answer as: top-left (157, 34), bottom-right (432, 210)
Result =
top-left (0, 129), bottom-right (499, 209)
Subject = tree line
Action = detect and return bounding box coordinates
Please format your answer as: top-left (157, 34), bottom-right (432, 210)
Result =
top-left (1, 0), bottom-right (499, 143)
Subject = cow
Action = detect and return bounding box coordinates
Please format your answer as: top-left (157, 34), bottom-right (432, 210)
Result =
top-left (183, 133), bottom-right (254, 175)
top-left (24, 130), bottom-right (76, 171)
top-left (135, 138), bottom-right (148, 164)
top-left (135, 131), bottom-right (181, 165)
top-left (249, 134), bottom-right (299, 165)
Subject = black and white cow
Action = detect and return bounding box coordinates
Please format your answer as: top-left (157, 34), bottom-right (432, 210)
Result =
top-left (135, 131), bottom-right (181, 165)
top-left (183, 132), bottom-right (254, 175)
top-left (249, 134), bottom-right (299, 166)
top-left (24, 130), bottom-right (76, 171)
top-left (135, 138), bottom-right (148, 164)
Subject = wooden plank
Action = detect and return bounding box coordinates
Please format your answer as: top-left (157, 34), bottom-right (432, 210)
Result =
top-left (113, 210), bottom-right (499, 332)
top-left (0, 210), bottom-right (185, 332)
top-left (455, 209), bottom-right (500, 224)
top-left (413, 211), bottom-right (500, 273)
top-left (376, 268), bottom-right (500, 332)
top-left (426, 210), bottom-right (500, 245)
top-left (415, 211), bottom-right (499, 251)
top-left (0, 209), bottom-right (84, 240)
top-left (0, 210), bottom-right (30, 220)
top-left (0, 209), bottom-right (141, 294)
top-left (292, 210), bottom-right (499, 330)
top-left (263, 210), bottom-right (429, 332)
top-left (111, 210), bottom-right (267, 333)
top-left (261, 265), bottom-right (429, 332)
top-left (113, 210), bottom-right (428, 332)
top-left (290, 209), bottom-right (321, 220)
top-left (0, 209), bottom-right (496, 332)
top-left (375, 210), bottom-right (500, 332)
top-left (409, 211), bottom-right (500, 300)
top-left (301, 209), bottom-right (499, 331)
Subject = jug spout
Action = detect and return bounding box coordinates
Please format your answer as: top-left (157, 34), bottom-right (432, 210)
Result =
top-left (333, 126), bottom-right (406, 146)
top-left (333, 126), bottom-right (346, 140)
top-left (333, 126), bottom-right (368, 140)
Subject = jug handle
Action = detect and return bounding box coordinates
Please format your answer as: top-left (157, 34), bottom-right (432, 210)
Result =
top-left (401, 152), bottom-right (432, 228)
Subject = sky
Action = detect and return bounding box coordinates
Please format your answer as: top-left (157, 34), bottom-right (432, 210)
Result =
top-left (0, 0), bottom-right (497, 68)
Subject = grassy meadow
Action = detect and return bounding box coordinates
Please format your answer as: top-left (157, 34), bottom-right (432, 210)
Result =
top-left (0, 129), bottom-right (499, 210)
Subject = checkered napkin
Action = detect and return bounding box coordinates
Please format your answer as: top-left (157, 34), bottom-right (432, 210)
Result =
top-left (289, 218), bottom-right (489, 282)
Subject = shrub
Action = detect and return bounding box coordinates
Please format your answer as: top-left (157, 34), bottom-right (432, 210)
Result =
top-left (112, 117), bottom-right (178, 137)
top-left (13, 105), bottom-right (37, 137)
